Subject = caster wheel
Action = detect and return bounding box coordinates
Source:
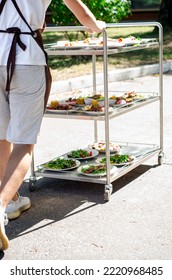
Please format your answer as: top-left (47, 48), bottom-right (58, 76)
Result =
top-left (158, 155), bottom-right (163, 165)
top-left (104, 189), bottom-right (111, 202)
top-left (29, 181), bottom-right (36, 192)
top-left (104, 184), bottom-right (113, 202)
top-left (29, 177), bottom-right (37, 191)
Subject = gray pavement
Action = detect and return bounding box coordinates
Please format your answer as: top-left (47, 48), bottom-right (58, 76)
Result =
top-left (1, 69), bottom-right (172, 260)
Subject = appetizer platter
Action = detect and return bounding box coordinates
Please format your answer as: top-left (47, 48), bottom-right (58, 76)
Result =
top-left (46, 100), bottom-right (77, 113)
top-left (67, 148), bottom-right (99, 160)
top-left (77, 164), bottom-right (117, 177)
top-left (81, 105), bottom-right (113, 115)
top-left (117, 36), bottom-right (141, 46)
top-left (96, 154), bottom-right (135, 166)
top-left (40, 157), bottom-right (80, 172)
top-left (111, 91), bottom-right (146, 107)
top-left (88, 141), bottom-right (121, 154)
top-left (49, 40), bottom-right (88, 50)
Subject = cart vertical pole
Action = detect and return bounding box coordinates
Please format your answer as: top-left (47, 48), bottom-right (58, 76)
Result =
top-left (92, 55), bottom-right (96, 93)
top-left (158, 23), bottom-right (163, 152)
top-left (30, 151), bottom-right (35, 178)
top-left (92, 44), bottom-right (98, 142)
top-left (29, 150), bottom-right (37, 191)
top-left (103, 29), bottom-right (111, 187)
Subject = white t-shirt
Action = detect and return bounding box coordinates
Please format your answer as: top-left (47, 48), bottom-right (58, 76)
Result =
top-left (0, 0), bottom-right (51, 66)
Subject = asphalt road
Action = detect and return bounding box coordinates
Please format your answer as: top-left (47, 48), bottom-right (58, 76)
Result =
top-left (1, 71), bottom-right (172, 260)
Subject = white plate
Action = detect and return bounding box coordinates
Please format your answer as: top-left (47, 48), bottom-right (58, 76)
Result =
top-left (108, 42), bottom-right (126, 48)
top-left (140, 38), bottom-right (157, 44)
top-left (40, 158), bottom-right (80, 172)
top-left (50, 46), bottom-right (87, 50)
top-left (67, 148), bottom-right (99, 160)
top-left (88, 141), bottom-right (121, 154)
top-left (77, 164), bottom-right (117, 177)
top-left (96, 155), bottom-right (135, 166)
top-left (46, 108), bottom-right (77, 114)
top-left (87, 42), bottom-right (125, 49)
top-left (122, 38), bottom-right (141, 46)
top-left (49, 42), bottom-right (88, 50)
top-left (82, 107), bottom-right (113, 116)
top-left (113, 102), bottom-right (134, 108)
top-left (81, 110), bottom-right (105, 116)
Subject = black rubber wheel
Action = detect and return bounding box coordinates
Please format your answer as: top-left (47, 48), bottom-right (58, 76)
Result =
top-left (29, 180), bottom-right (37, 192)
top-left (158, 155), bottom-right (163, 165)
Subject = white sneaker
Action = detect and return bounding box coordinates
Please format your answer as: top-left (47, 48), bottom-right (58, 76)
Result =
top-left (6, 196), bottom-right (31, 220)
top-left (0, 204), bottom-right (9, 251)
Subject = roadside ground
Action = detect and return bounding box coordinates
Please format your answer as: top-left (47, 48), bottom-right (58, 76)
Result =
top-left (1, 71), bottom-right (172, 261)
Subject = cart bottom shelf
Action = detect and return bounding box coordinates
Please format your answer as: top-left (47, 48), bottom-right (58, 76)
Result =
top-left (30, 142), bottom-right (163, 201)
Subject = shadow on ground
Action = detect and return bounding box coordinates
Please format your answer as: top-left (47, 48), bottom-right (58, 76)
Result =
top-left (4, 163), bottom-right (155, 248)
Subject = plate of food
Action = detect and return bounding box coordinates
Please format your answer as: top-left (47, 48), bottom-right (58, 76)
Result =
top-left (60, 97), bottom-right (77, 106)
top-left (82, 108), bottom-right (105, 116)
top-left (40, 157), bottom-right (80, 171)
top-left (118, 36), bottom-right (141, 46)
top-left (89, 42), bottom-right (125, 49)
top-left (86, 39), bottom-right (125, 49)
top-left (49, 40), bottom-right (88, 50)
top-left (46, 109), bottom-right (77, 114)
top-left (82, 105), bottom-right (113, 115)
top-left (88, 141), bottom-right (121, 154)
top-left (96, 154), bottom-right (135, 166)
top-left (67, 148), bottom-right (99, 160)
top-left (46, 101), bottom-right (77, 113)
top-left (77, 164), bottom-right (117, 177)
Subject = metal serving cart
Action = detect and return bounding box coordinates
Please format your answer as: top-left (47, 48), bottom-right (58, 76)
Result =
top-left (29, 22), bottom-right (164, 201)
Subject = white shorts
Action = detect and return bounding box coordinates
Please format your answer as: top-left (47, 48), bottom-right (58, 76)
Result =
top-left (0, 65), bottom-right (46, 144)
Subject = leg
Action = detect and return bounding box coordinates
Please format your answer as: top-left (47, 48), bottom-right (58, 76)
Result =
top-left (0, 140), bottom-right (12, 186)
top-left (0, 140), bottom-right (18, 201)
top-left (0, 65), bottom-right (45, 250)
top-left (0, 140), bottom-right (31, 217)
top-left (0, 143), bottom-right (33, 250)
top-left (0, 143), bottom-right (34, 209)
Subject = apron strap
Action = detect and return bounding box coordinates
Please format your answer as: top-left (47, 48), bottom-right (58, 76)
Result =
top-left (11, 0), bottom-right (38, 37)
top-left (0, 0), bottom-right (7, 15)
top-left (11, 0), bottom-right (46, 57)
top-left (6, 27), bottom-right (27, 92)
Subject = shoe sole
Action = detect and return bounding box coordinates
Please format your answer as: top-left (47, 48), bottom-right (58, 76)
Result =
top-left (0, 226), bottom-right (9, 251)
top-left (7, 202), bottom-right (31, 220)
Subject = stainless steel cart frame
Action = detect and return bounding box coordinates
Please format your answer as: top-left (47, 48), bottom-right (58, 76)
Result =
top-left (29, 22), bottom-right (164, 201)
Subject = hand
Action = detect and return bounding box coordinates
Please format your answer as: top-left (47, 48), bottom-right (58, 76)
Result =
top-left (86, 20), bottom-right (106, 33)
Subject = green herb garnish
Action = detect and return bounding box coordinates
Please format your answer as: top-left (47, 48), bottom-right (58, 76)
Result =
top-left (100, 154), bottom-right (133, 164)
top-left (43, 158), bottom-right (76, 170)
top-left (68, 149), bottom-right (91, 158)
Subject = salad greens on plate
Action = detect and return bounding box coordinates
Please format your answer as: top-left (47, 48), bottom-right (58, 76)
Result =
top-left (42, 157), bottom-right (79, 171)
top-left (97, 154), bottom-right (135, 165)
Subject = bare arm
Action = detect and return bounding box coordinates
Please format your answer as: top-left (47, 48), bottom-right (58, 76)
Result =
top-left (62, 0), bottom-right (106, 33)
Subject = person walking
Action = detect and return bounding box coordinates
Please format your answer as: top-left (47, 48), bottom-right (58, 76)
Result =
top-left (0, 0), bottom-right (106, 251)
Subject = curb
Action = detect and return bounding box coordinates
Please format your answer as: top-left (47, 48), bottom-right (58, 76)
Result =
top-left (50, 61), bottom-right (172, 96)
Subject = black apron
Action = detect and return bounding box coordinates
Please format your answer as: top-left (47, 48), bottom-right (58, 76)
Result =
top-left (0, 0), bottom-right (52, 110)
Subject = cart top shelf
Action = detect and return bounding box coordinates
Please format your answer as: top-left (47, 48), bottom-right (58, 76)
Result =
top-left (44, 21), bottom-right (162, 56)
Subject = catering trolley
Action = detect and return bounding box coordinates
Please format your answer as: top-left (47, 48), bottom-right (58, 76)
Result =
top-left (29, 22), bottom-right (164, 201)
